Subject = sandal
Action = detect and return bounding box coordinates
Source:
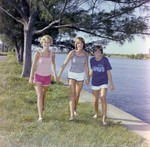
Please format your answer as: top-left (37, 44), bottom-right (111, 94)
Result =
top-left (69, 116), bottom-right (74, 121)
top-left (38, 118), bottom-right (43, 123)
top-left (103, 122), bottom-right (108, 126)
top-left (93, 114), bottom-right (98, 119)
top-left (74, 111), bottom-right (79, 116)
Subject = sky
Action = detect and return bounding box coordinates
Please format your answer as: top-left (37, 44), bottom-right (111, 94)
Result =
top-left (78, 33), bottom-right (150, 55)
top-left (78, 1), bottom-right (150, 55)
top-left (106, 36), bottom-right (150, 55)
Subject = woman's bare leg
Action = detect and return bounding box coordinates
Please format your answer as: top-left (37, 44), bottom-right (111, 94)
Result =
top-left (74, 81), bottom-right (83, 115)
top-left (34, 83), bottom-right (44, 120)
top-left (92, 90), bottom-right (100, 117)
top-left (100, 88), bottom-right (107, 124)
top-left (68, 79), bottom-right (76, 120)
top-left (42, 85), bottom-right (49, 111)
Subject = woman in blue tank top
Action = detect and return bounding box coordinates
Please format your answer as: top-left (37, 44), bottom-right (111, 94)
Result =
top-left (57, 37), bottom-right (90, 121)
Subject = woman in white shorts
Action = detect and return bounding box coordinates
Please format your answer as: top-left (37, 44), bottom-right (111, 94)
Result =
top-left (89, 45), bottom-right (114, 126)
top-left (57, 37), bottom-right (90, 121)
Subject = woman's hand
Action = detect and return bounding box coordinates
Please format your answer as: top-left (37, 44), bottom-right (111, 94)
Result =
top-left (110, 84), bottom-right (114, 91)
top-left (54, 75), bottom-right (57, 81)
top-left (29, 78), bottom-right (33, 85)
top-left (56, 74), bottom-right (60, 81)
top-left (85, 79), bottom-right (90, 85)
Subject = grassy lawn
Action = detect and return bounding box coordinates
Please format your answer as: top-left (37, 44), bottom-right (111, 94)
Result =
top-left (0, 51), bottom-right (9, 56)
top-left (0, 54), bottom-right (149, 147)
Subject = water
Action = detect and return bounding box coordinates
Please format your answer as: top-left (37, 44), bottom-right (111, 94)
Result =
top-left (32, 53), bottom-right (150, 124)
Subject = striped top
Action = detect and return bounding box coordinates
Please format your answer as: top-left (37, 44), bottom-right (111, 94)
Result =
top-left (69, 50), bottom-right (86, 73)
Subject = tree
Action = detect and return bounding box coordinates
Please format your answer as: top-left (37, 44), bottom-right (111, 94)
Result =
top-left (0, 1), bottom-right (24, 62)
top-left (0, 0), bottom-right (150, 77)
top-left (0, 24), bottom-right (24, 63)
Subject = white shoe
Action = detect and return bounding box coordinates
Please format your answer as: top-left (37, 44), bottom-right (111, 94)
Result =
top-left (93, 114), bottom-right (98, 119)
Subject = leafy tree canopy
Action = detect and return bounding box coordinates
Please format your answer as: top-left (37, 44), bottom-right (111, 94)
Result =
top-left (0, 0), bottom-right (150, 76)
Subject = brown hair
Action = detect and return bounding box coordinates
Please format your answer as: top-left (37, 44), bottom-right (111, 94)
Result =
top-left (74, 37), bottom-right (86, 50)
top-left (40, 35), bottom-right (53, 45)
top-left (93, 45), bottom-right (103, 54)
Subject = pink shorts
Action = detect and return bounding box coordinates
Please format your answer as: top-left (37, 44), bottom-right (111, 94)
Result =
top-left (34, 73), bottom-right (51, 86)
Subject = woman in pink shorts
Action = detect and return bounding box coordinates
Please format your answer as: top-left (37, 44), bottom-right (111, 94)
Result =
top-left (29, 35), bottom-right (57, 122)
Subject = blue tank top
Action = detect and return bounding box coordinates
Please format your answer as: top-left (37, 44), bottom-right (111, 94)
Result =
top-left (69, 50), bottom-right (86, 73)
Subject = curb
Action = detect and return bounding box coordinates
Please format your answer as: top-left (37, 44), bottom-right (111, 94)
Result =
top-left (59, 76), bottom-right (150, 143)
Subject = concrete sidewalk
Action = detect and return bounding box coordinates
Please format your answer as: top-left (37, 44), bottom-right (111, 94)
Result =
top-left (0, 55), bottom-right (6, 62)
top-left (59, 76), bottom-right (150, 144)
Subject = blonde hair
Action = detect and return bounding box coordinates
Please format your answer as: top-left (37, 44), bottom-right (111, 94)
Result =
top-left (74, 37), bottom-right (86, 50)
top-left (40, 35), bottom-right (53, 45)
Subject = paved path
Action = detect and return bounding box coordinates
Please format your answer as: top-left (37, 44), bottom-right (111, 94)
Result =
top-left (0, 55), bottom-right (6, 62)
top-left (59, 76), bottom-right (150, 145)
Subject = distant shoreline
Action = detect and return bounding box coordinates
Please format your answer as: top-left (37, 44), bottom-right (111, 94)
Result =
top-left (107, 56), bottom-right (150, 60)
top-left (31, 51), bottom-right (150, 60)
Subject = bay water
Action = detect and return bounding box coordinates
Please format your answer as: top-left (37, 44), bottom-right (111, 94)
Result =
top-left (32, 52), bottom-right (150, 124)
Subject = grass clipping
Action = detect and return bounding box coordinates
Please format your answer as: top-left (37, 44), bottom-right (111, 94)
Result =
top-left (0, 54), bottom-right (148, 147)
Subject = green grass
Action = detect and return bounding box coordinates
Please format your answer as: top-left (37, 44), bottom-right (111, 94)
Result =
top-left (0, 54), bottom-right (149, 147)
top-left (0, 51), bottom-right (10, 56)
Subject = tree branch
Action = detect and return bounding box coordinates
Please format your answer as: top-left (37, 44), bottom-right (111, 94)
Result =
top-left (48, 24), bottom-right (120, 41)
top-left (60, 0), bottom-right (68, 17)
top-left (7, 0), bottom-right (29, 22)
top-left (0, 5), bottom-right (24, 25)
top-left (93, 0), bottom-right (149, 26)
top-left (41, 0), bottom-right (55, 20)
top-left (33, 19), bottom-right (60, 34)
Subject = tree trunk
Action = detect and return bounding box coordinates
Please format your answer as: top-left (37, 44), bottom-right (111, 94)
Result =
top-left (14, 41), bottom-right (24, 63)
top-left (15, 47), bottom-right (24, 63)
top-left (2, 43), bottom-right (4, 52)
top-left (18, 35), bottom-right (24, 63)
top-left (18, 44), bottom-right (24, 63)
top-left (5, 46), bottom-right (8, 52)
top-left (21, 25), bottom-right (33, 77)
top-left (15, 47), bottom-right (19, 62)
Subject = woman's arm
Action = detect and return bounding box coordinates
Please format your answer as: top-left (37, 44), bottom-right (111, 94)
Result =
top-left (29, 52), bottom-right (39, 84)
top-left (51, 53), bottom-right (57, 81)
top-left (85, 52), bottom-right (90, 85)
top-left (57, 50), bottom-right (73, 81)
top-left (85, 68), bottom-right (93, 85)
top-left (107, 70), bottom-right (114, 91)
top-left (89, 68), bottom-right (93, 79)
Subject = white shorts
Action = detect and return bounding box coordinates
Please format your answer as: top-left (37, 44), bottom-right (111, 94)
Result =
top-left (68, 71), bottom-right (84, 81)
top-left (91, 84), bottom-right (108, 90)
